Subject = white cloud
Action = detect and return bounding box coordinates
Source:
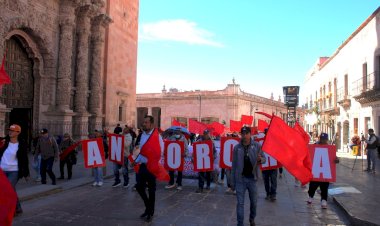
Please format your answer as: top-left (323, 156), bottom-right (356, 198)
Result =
top-left (139, 19), bottom-right (223, 47)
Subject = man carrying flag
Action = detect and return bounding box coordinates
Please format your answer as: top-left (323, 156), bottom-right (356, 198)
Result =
top-left (131, 115), bottom-right (168, 222)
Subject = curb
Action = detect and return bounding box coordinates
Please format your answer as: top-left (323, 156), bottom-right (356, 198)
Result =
top-left (333, 197), bottom-right (379, 226)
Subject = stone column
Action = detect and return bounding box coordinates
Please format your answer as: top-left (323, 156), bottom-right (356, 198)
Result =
top-left (148, 107), bottom-right (152, 116)
top-left (88, 14), bottom-right (110, 132)
top-left (73, 5), bottom-right (93, 139)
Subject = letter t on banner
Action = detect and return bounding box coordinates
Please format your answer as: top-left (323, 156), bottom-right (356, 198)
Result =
top-left (192, 140), bottom-right (213, 172)
top-left (83, 138), bottom-right (106, 168)
top-left (108, 134), bottom-right (124, 165)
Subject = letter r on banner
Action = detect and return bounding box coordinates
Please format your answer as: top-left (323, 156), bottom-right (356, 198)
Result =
top-left (193, 140), bottom-right (213, 172)
top-left (109, 134), bottom-right (124, 165)
top-left (164, 140), bottom-right (184, 171)
top-left (83, 138), bottom-right (106, 168)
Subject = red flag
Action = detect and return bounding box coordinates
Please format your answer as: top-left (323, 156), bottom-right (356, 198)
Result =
top-left (0, 54), bottom-right (11, 85)
top-left (262, 115), bottom-right (312, 185)
top-left (207, 122), bottom-right (225, 136)
top-left (172, 118), bottom-right (185, 127)
top-left (0, 169), bottom-right (16, 226)
top-left (241, 115), bottom-right (253, 126)
top-left (258, 119), bottom-right (269, 132)
top-left (230, 120), bottom-right (243, 132)
top-left (59, 141), bottom-right (81, 160)
top-left (140, 129), bottom-right (169, 181)
top-left (188, 119), bottom-right (207, 134)
top-left (293, 122), bottom-right (310, 144)
top-left (255, 111), bottom-right (272, 119)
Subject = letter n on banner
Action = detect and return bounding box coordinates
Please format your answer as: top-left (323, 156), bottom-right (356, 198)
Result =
top-left (192, 140), bottom-right (213, 172)
top-left (108, 134), bottom-right (124, 165)
top-left (309, 144), bottom-right (336, 182)
top-left (220, 137), bottom-right (239, 169)
top-left (164, 140), bottom-right (184, 171)
top-left (83, 138), bottom-right (106, 168)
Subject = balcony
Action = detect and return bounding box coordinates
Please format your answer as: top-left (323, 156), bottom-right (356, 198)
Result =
top-left (352, 71), bottom-right (380, 104)
top-left (336, 87), bottom-right (351, 109)
top-left (321, 105), bottom-right (340, 115)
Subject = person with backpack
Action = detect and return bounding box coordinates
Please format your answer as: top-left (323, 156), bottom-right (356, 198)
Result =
top-left (362, 128), bottom-right (377, 174)
top-left (36, 129), bottom-right (59, 185)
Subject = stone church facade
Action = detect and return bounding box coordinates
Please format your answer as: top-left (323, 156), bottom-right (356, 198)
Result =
top-left (0, 0), bottom-right (138, 141)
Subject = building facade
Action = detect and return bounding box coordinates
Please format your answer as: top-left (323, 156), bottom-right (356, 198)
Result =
top-left (0, 0), bottom-right (138, 141)
top-left (302, 7), bottom-right (380, 150)
top-left (136, 81), bottom-right (304, 131)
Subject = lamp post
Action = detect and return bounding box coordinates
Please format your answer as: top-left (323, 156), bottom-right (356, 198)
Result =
top-left (199, 94), bottom-right (202, 122)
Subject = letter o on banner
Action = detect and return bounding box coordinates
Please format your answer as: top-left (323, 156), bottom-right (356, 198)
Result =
top-left (164, 140), bottom-right (184, 171)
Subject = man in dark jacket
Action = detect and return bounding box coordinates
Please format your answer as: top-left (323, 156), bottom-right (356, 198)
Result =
top-left (0, 124), bottom-right (29, 215)
top-left (36, 128), bottom-right (59, 185)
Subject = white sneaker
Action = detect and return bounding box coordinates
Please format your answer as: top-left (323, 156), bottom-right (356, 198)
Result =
top-left (307, 197), bottom-right (313, 204)
top-left (321, 200), bottom-right (327, 209)
top-left (176, 186), bottom-right (182, 190)
top-left (92, 182), bottom-right (98, 186)
top-left (165, 184), bottom-right (176, 189)
top-left (98, 182), bottom-right (103, 187)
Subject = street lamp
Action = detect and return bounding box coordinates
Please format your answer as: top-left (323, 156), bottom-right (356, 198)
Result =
top-left (199, 94), bottom-right (202, 122)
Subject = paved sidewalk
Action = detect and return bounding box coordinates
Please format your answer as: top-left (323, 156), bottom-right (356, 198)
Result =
top-left (332, 152), bottom-right (380, 226)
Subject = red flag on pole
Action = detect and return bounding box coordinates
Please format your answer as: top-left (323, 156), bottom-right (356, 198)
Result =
top-left (241, 115), bottom-right (253, 126)
top-left (230, 120), bottom-right (243, 132)
top-left (0, 53), bottom-right (11, 85)
top-left (0, 169), bottom-right (16, 226)
top-left (258, 119), bottom-right (269, 132)
top-left (188, 119), bottom-right (207, 134)
top-left (140, 129), bottom-right (169, 181)
top-left (255, 111), bottom-right (272, 119)
top-left (207, 121), bottom-right (225, 136)
top-left (293, 122), bottom-right (310, 144)
top-left (262, 115), bottom-right (312, 185)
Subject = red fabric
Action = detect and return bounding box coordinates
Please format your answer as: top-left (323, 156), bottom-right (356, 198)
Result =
top-left (0, 169), bottom-right (16, 226)
top-left (251, 127), bottom-right (258, 135)
top-left (188, 119), bottom-right (207, 134)
top-left (128, 154), bottom-right (140, 172)
top-left (207, 122), bottom-right (225, 136)
top-left (0, 54), bottom-right (11, 85)
top-left (293, 122), bottom-right (310, 144)
top-left (230, 120), bottom-right (243, 132)
top-left (262, 115), bottom-right (312, 185)
top-left (171, 119), bottom-right (186, 127)
top-left (308, 144), bottom-right (336, 182)
top-left (241, 115), bottom-right (253, 126)
top-left (82, 138), bottom-right (106, 168)
top-left (59, 141), bottom-right (80, 160)
top-left (258, 119), bottom-right (269, 132)
top-left (255, 111), bottom-right (272, 119)
top-left (140, 129), bottom-right (169, 181)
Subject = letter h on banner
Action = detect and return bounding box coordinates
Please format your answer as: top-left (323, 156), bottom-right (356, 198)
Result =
top-left (192, 140), bottom-right (213, 172)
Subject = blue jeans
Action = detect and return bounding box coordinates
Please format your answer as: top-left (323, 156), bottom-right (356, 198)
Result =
top-left (113, 156), bottom-right (129, 184)
top-left (33, 154), bottom-right (41, 179)
top-left (93, 167), bottom-right (103, 183)
top-left (367, 149), bottom-right (377, 171)
top-left (4, 171), bottom-right (22, 211)
top-left (235, 176), bottom-right (257, 226)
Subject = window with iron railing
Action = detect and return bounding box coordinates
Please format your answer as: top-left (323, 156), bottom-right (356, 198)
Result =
top-left (351, 71), bottom-right (379, 96)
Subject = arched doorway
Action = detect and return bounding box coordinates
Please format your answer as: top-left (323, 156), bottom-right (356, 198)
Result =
top-left (1, 37), bottom-right (34, 143)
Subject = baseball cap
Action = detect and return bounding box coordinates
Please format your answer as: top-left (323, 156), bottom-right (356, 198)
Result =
top-left (320, 133), bottom-right (328, 140)
top-left (40, 128), bottom-right (48, 134)
top-left (241, 126), bottom-right (251, 134)
top-left (203, 129), bottom-right (210, 134)
top-left (8, 124), bottom-right (21, 132)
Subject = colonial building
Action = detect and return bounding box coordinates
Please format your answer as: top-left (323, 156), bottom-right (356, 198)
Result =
top-left (136, 81), bottom-right (304, 130)
top-left (0, 0), bottom-right (138, 141)
top-left (302, 7), bottom-right (380, 151)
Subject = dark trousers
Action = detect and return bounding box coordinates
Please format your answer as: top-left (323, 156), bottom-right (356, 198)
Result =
top-left (262, 169), bottom-right (277, 196)
top-left (198, 171), bottom-right (211, 188)
top-left (59, 159), bottom-right (73, 179)
top-left (221, 168), bottom-right (225, 180)
top-left (169, 170), bottom-right (182, 186)
top-left (308, 181), bottom-right (329, 201)
top-left (136, 164), bottom-right (156, 215)
top-left (279, 167), bottom-right (283, 174)
top-left (40, 157), bottom-right (56, 184)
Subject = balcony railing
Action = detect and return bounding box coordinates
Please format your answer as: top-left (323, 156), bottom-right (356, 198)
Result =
top-left (337, 87), bottom-right (350, 102)
top-left (351, 71), bottom-right (380, 96)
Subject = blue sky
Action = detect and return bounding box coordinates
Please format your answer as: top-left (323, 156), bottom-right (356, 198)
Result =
top-left (136, 1), bottom-right (380, 100)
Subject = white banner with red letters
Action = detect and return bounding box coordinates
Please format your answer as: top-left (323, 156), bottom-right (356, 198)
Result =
top-left (192, 140), bottom-right (214, 172)
top-left (308, 144), bottom-right (336, 182)
top-left (219, 137), bottom-right (239, 169)
top-left (82, 138), bottom-right (106, 168)
top-left (108, 134), bottom-right (124, 165)
top-left (164, 140), bottom-right (184, 171)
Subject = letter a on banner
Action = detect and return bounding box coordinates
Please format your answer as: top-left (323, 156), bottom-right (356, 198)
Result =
top-left (164, 140), bottom-right (184, 171)
top-left (308, 144), bottom-right (336, 182)
top-left (83, 138), bottom-right (106, 168)
top-left (192, 140), bottom-right (213, 172)
top-left (109, 134), bottom-right (124, 165)
top-left (220, 137), bottom-right (239, 169)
